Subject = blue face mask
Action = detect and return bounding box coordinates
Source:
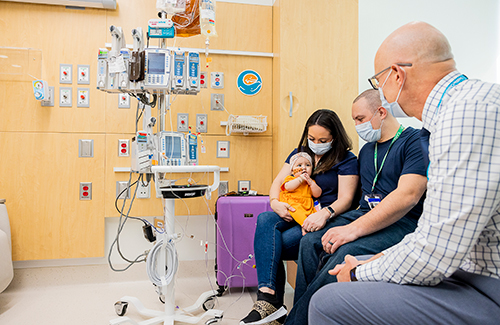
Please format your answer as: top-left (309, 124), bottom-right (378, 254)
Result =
top-left (379, 69), bottom-right (409, 118)
top-left (355, 110), bottom-right (383, 143)
top-left (308, 139), bottom-right (332, 156)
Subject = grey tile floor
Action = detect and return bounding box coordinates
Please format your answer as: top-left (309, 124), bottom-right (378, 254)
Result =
top-left (0, 260), bottom-right (294, 325)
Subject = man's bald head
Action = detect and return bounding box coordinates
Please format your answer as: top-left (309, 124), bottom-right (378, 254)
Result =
top-left (376, 21), bottom-right (454, 68)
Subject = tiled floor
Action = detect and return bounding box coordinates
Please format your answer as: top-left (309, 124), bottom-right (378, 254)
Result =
top-left (0, 260), bottom-right (294, 325)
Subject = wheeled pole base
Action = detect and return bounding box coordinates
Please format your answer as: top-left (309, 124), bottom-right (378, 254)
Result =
top-left (110, 290), bottom-right (223, 325)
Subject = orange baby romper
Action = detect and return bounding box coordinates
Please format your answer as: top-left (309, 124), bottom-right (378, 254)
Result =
top-left (279, 175), bottom-right (317, 225)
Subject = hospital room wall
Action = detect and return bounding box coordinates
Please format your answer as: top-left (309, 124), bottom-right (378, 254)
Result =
top-left (0, 1), bottom-right (275, 261)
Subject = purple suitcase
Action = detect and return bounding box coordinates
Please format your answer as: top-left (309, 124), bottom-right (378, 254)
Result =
top-left (215, 195), bottom-right (272, 293)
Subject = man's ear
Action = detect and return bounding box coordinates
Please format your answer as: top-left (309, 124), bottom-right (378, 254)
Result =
top-left (378, 105), bottom-right (389, 119)
top-left (392, 64), bottom-right (407, 87)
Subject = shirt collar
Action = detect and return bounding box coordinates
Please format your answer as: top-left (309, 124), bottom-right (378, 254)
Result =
top-left (422, 70), bottom-right (462, 131)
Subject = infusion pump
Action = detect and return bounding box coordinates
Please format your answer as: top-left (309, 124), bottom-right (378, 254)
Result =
top-left (97, 47), bottom-right (201, 94)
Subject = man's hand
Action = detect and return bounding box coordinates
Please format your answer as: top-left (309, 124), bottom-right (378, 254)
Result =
top-left (321, 224), bottom-right (359, 254)
top-left (271, 200), bottom-right (295, 222)
top-left (329, 253), bottom-right (384, 282)
top-left (329, 255), bottom-right (360, 282)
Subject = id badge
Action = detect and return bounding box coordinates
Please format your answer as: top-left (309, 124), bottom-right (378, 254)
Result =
top-left (365, 194), bottom-right (382, 210)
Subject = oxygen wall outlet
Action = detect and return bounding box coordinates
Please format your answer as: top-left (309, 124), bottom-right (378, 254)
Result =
top-left (77, 65), bottom-right (90, 84)
top-left (177, 113), bottom-right (189, 132)
top-left (59, 87), bottom-right (72, 107)
top-left (118, 93), bottom-right (130, 109)
top-left (77, 88), bottom-right (90, 107)
top-left (60, 64), bottom-right (72, 84)
top-left (211, 93), bottom-right (224, 111)
top-left (196, 114), bottom-right (208, 133)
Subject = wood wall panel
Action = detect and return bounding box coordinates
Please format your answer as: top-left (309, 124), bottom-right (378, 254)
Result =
top-left (273, 0), bottom-right (359, 176)
top-left (0, 132), bottom-right (106, 260)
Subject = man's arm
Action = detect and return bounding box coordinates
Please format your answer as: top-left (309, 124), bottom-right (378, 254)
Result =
top-left (322, 173), bottom-right (426, 253)
top-left (357, 99), bottom-right (500, 285)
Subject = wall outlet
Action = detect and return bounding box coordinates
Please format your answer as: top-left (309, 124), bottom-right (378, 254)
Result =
top-left (177, 113), bottom-right (189, 132)
top-left (118, 93), bottom-right (130, 109)
top-left (196, 113), bottom-right (208, 133)
top-left (238, 180), bottom-right (251, 193)
top-left (77, 64), bottom-right (90, 84)
top-left (211, 72), bottom-right (224, 89)
top-left (118, 139), bottom-right (129, 157)
top-left (80, 182), bottom-right (92, 200)
top-left (211, 93), bottom-right (224, 111)
top-left (218, 180), bottom-right (229, 197)
top-left (60, 64), bottom-right (72, 84)
top-left (77, 87), bottom-right (90, 108)
top-left (137, 181), bottom-right (151, 199)
top-left (59, 87), bottom-right (72, 107)
top-left (217, 141), bottom-right (230, 158)
top-left (116, 181), bottom-right (130, 200)
top-left (200, 71), bottom-right (207, 88)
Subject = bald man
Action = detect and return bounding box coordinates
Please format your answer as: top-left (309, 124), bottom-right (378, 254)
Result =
top-left (309, 21), bottom-right (500, 325)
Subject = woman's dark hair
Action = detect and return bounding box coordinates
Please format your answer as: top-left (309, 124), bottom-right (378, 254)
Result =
top-left (297, 109), bottom-right (352, 174)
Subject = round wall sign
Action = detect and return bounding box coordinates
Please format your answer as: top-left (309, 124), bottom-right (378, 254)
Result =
top-left (237, 70), bottom-right (262, 96)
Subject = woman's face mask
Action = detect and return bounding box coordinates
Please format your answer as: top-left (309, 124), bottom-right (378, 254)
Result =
top-left (355, 109), bottom-right (383, 143)
top-left (308, 139), bottom-right (333, 156)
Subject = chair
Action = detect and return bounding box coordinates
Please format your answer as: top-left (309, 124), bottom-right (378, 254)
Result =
top-left (0, 199), bottom-right (14, 293)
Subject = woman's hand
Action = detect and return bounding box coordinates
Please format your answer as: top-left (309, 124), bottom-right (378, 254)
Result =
top-left (302, 209), bottom-right (329, 235)
top-left (271, 200), bottom-right (295, 222)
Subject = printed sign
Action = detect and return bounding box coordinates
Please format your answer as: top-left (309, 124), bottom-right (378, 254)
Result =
top-left (237, 70), bottom-right (262, 96)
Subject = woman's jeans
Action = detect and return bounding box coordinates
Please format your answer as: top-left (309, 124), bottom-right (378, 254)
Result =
top-left (254, 211), bottom-right (302, 304)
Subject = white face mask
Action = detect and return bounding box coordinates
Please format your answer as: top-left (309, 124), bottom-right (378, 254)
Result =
top-left (308, 139), bottom-right (332, 156)
top-left (379, 69), bottom-right (408, 118)
top-left (355, 110), bottom-right (383, 143)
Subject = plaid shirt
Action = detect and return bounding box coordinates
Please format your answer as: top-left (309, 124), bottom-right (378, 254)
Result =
top-left (358, 71), bottom-right (500, 285)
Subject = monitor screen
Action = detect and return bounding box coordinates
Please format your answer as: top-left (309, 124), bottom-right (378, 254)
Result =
top-left (148, 52), bottom-right (165, 75)
top-left (164, 136), bottom-right (181, 159)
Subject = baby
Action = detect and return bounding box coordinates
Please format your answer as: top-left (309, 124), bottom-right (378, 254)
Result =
top-left (279, 152), bottom-right (322, 225)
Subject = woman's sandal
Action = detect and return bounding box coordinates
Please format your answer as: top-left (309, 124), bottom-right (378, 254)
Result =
top-left (240, 300), bottom-right (287, 325)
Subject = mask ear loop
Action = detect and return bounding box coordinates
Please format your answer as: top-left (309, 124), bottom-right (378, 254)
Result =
top-left (394, 67), bottom-right (407, 102)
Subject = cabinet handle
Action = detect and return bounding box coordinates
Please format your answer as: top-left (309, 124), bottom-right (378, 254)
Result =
top-left (289, 91), bottom-right (293, 117)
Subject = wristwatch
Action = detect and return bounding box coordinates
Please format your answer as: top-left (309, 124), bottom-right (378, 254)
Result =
top-left (350, 266), bottom-right (358, 282)
top-left (325, 206), bottom-right (336, 219)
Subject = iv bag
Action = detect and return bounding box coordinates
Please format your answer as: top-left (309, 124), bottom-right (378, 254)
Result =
top-left (200, 0), bottom-right (217, 37)
top-left (172, 0), bottom-right (201, 37)
top-left (156, 0), bottom-right (186, 15)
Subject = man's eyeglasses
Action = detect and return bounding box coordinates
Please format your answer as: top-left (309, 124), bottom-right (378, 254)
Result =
top-left (368, 63), bottom-right (412, 90)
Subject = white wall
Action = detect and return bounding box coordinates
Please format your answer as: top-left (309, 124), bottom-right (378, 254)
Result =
top-left (358, 0), bottom-right (500, 133)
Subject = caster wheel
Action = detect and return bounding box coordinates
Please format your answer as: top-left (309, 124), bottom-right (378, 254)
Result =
top-left (205, 315), bottom-right (222, 324)
top-left (114, 301), bottom-right (128, 316)
top-left (202, 296), bottom-right (216, 311)
top-left (216, 286), bottom-right (225, 297)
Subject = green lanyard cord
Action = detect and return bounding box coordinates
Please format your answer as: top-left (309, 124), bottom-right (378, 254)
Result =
top-left (371, 125), bottom-right (405, 193)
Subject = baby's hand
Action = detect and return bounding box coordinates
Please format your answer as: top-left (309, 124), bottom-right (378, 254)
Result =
top-left (302, 173), bottom-right (312, 185)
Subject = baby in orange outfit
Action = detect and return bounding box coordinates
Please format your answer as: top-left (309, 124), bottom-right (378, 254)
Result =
top-left (279, 152), bottom-right (322, 225)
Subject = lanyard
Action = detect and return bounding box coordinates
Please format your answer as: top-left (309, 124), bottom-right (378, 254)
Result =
top-left (372, 125), bottom-right (405, 193)
top-left (435, 74), bottom-right (468, 114)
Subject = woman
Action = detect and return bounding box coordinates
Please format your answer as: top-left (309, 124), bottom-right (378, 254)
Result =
top-left (240, 109), bottom-right (360, 325)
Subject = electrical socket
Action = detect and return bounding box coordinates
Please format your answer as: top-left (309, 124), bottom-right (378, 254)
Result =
top-left (218, 181), bottom-right (229, 197)
top-left (211, 93), bottom-right (224, 111)
top-left (116, 181), bottom-right (130, 200)
top-left (80, 182), bottom-right (92, 200)
top-left (137, 181), bottom-right (151, 199)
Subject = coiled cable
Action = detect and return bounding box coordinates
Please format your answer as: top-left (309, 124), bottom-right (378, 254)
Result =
top-left (146, 237), bottom-right (178, 286)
